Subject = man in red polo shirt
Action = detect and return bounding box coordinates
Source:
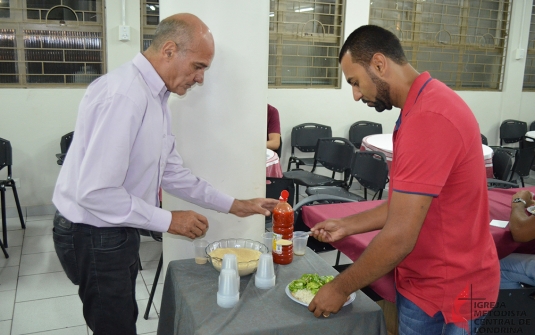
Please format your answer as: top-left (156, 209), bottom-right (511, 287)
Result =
top-left (309, 25), bottom-right (499, 334)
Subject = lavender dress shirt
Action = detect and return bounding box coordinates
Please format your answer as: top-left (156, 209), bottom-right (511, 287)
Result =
top-left (52, 53), bottom-right (234, 232)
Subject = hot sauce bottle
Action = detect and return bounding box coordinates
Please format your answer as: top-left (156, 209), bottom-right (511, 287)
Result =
top-left (272, 190), bottom-right (294, 265)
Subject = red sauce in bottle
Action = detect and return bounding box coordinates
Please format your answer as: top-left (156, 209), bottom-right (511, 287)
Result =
top-left (272, 190), bottom-right (294, 265)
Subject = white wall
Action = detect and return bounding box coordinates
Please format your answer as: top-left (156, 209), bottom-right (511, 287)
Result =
top-left (159, 0), bottom-right (270, 270)
top-left (0, 0), bottom-right (534, 214)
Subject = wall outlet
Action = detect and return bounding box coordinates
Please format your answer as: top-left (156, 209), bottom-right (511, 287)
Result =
top-left (515, 48), bottom-right (525, 60)
top-left (13, 178), bottom-right (21, 188)
top-left (119, 25), bottom-right (131, 41)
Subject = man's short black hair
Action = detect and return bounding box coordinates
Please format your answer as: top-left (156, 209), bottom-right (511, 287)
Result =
top-left (339, 25), bottom-right (407, 66)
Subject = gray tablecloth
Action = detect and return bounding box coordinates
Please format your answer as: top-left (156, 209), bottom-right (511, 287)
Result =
top-left (157, 248), bottom-right (387, 335)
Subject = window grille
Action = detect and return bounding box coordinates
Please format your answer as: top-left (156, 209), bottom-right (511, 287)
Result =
top-left (141, 0), bottom-right (159, 51)
top-left (369, 0), bottom-right (511, 91)
top-left (269, 0), bottom-right (345, 88)
top-left (523, 3), bottom-right (535, 91)
top-left (0, 0), bottom-right (105, 87)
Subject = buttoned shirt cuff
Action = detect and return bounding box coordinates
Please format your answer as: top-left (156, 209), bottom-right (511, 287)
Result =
top-left (145, 207), bottom-right (172, 233)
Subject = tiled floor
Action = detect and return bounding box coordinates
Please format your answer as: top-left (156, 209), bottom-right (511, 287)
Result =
top-left (0, 174), bottom-right (533, 335)
top-left (0, 215), bottom-right (163, 335)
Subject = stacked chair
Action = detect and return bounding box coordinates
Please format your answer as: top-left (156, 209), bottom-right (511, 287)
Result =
top-left (287, 123), bottom-right (332, 171)
top-left (348, 121), bottom-right (383, 149)
top-left (0, 138), bottom-right (26, 258)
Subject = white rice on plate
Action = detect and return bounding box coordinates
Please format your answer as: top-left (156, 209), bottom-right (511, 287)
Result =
top-left (291, 289), bottom-right (315, 305)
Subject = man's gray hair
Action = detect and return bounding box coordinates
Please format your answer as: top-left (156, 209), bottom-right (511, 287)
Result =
top-left (149, 17), bottom-right (193, 53)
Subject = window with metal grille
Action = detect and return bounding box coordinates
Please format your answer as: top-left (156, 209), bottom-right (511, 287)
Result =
top-left (369, 0), bottom-right (510, 91)
top-left (0, 0), bottom-right (105, 87)
top-left (523, 3), bottom-right (535, 91)
top-left (141, 0), bottom-right (159, 51)
top-left (269, 0), bottom-right (345, 88)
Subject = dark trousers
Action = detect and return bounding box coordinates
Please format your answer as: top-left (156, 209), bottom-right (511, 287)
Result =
top-left (53, 211), bottom-right (140, 335)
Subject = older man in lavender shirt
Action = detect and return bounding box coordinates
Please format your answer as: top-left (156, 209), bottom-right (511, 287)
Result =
top-left (52, 13), bottom-right (277, 335)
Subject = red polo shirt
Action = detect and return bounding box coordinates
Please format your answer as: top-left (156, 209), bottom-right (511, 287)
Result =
top-left (389, 72), bottom-right (499, 323)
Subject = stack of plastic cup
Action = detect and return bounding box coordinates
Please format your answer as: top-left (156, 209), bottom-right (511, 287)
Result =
top-left (262, 232), bottom-right (274, 252)
top-left (217, 268), bottom-right (240, 308)
top-left (255, 253), bottom-right (276, 289)
top-left (221, 254), bottom-right (240, 291)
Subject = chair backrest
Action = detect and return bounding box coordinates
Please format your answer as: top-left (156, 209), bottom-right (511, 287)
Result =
top-left (0, 137), bottom-right (12, 172)
top-left (530, 121), bottom-right (535, 131)
top-left (512, 146), bottom-right (535, 178)
top-left (313, 137), bottom-right (355, 175)
top-left (266, 177), bottom-right (295, 207)
top-left (293, 194), bottom-right (358, 253)
top-left (500, 119), bottom-right (527, 145)
top-left (351, 151), bottom-right (389, 194)
top-left (290, 123), bottom-right (332, 153)
top-left (348, 121), bottom-right (383, 148)
top-left (492, 148), bottom-right (515, 181)
top-left (60, 131), bottom-right (74, 154)
top-left (481, 134), bottom-right (488, 146)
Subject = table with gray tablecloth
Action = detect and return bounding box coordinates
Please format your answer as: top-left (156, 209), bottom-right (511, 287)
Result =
top-left (157, 248), bottom-right (386, 335)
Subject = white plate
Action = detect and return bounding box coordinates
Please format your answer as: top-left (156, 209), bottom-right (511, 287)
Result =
top-left (285, 284), bottom-right (356, 307)
top-left (527, 206), bottom-right (535, 215)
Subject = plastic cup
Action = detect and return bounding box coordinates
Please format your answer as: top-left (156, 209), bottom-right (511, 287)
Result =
top-left (217, 268), bottom-right (239, 308)
top-left (193, 239), bottom-right (208, 264)
top-left (255, 253), bottom-right (276, 289)
top-left (222, 253), bottom-right (240, 291)
top-left (293, 231), bottom-right (309, 256)
top-left (262, 232), bottom-right (274, 252)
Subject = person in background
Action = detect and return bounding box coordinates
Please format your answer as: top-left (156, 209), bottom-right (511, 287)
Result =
top-left (267, 104), bottom-right (281, 155)
top-left (500, 190), bottom-right (535, 288)
top-left (52, 13), bottom-right (277, 335)
top-left (309, 25), bottom-right (499, 334)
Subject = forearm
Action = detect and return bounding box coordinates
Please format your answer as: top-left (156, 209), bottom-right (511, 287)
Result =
top-left (332, 226), bottom-right (413, 296)
top-left (342, 201), bottom-right (389, 234)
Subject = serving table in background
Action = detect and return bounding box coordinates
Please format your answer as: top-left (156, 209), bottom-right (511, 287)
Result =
top-left (301, 185), bottom-right (535, 303)
top-left (361, 134), bottom-right (494, 178)
top-left (157, 248), bottom-right (386, 335)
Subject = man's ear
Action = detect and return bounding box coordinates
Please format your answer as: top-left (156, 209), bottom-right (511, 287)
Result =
top-left (161, 41), bottom-right (176, 59)
top-left (371, 53), bottom-right (387, 76)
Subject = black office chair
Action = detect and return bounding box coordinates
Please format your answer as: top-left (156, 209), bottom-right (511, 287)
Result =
top-left (56, 131), bottom-right (74, 165)
top-left (530, 121), bottom-right (535, 131)
top-left (490, 148), bottom-right (516, 182)
top-left (293, 194), bottom-right (358, 271)
top-left (287, 123), bottom-right (332, 171)
top-left (139, 229), bottom-right (163, 320)
top-left (0, 138), bottom-right (25, 254)
top-left (348, 121), bottom-right (383, 149)
top-left (509, 145), bottom-right (535, 187)
top-left (306, 151), bottom-right (389, 201)
top-left (499, 119), bottom-right (527, 148)
top-left (283, 137), bottom-right (355, 204)
top-left (481, 134), bottom-right (489, 146)
top-left (265, 177), bottom-right (295, 231)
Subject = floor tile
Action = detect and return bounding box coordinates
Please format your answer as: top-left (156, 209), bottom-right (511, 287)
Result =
top-left (0, 246), bottom-right (22, 268)
top-left (140, 260), bottom-right (164, 286)
top-left (0, 320), bottom-right (11, 335)
top-left (139, 241), bottom-right (162, 262)
top-left (5, 230), bottom-right (24, 248)
top-left (16, 272), bottom-right (77, 302)
top-left (0, 290), bottom-right (15, 321)
top-left (135, 299), bottom-right (159, 334)
top-left (21, 235), bottom-right (54, 255)
top-left (19, 251), bottom-right (63, 276)
top-left (4, 217), bottom-right (25, 231)
top-left (32, 325), bottom-right (88, 335)
top-left (136, 275), bottom-right (150, 300)
top-left (24, 219), bottom-right (53, 237)
top-left (0, 266), bottom-right (19, 292)
top-left (11, 295), bottom-right (85, 335)
top-left (146, 284), bottom-right (163, 315)
top-left (25, 215), bottom-right (54, 222)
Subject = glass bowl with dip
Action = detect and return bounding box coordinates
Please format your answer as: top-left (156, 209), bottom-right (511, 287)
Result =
top-left (206, 238), bottom-right (269, 276)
